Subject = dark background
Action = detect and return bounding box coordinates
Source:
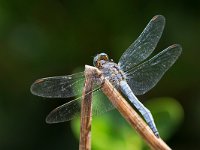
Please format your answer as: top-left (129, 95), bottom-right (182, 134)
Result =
top-left (0, 0), bottom-right (200, 150)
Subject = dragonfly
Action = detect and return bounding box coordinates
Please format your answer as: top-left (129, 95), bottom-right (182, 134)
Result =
top-left (31, 15), bottom-right (182, 138)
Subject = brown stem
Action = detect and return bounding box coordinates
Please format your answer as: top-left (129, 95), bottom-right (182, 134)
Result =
top-left (79, 66), bottom-right (94, 150)
top-left (85, 65), bottom-right (171, 150)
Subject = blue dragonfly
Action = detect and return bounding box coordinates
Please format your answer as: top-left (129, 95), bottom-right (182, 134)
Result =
top-left (31, 15), bottom-right (182, 138)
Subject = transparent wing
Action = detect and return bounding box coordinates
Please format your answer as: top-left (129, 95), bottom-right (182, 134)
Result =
top-left (30, 72), bottom-right (85, 98)
top-left (125, 44), bottom-right (182, 95)
top-left (118, 15), bottom-right (165, 71)
top-left (46, 88), bottom-right (114, 123)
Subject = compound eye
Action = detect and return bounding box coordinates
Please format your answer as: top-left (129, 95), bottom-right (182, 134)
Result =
top-left (99, 53), bottom-right (109, 61)
top-left (93, 55), bottom-right (99, 66)
top-left (93, 53), bottom-right (109, 68)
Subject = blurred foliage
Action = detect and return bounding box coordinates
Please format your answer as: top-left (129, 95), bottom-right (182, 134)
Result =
top-left (0, 0), bottom-right (200, 150)
top-left (71, 97), bottom-right (183, 150)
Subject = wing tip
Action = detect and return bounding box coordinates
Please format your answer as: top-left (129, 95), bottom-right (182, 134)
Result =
top-left (170, 43), bottom-right (182, 48)
top-left (169, 44), bottom-right (183, 54)
top-left (30, 78), bottom-right (61, 98)
top-left (45, 111), bottom-right (58, 124)
top-left (45, 105), bottom-right (69, 124)
top-left (30, 78), bottom-right (45, 95)
top-left (152, 15), bottom-right (165, 22)
top-left (30, 82), bottom-right (37, 95)
top-left (45, 116), bottom-right (54, 124)
top-left (30, 81), bottom-right (45, 97)
top-left (45, 112), bottom-right (70, 124)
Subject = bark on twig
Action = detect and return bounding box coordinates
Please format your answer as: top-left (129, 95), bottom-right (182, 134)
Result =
top-left (84, 65), bottom-right (171, 150)
top-left (79, 66), bottom-right (95, 150)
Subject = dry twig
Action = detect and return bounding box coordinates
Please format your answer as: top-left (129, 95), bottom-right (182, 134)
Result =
top-left (79, 66), bottom-right (95, 150)
top-left (79, 65), bottom-right (171, 150)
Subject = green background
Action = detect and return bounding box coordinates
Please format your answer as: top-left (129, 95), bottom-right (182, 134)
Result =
top-left (0, 0), bottom-right (199, 150)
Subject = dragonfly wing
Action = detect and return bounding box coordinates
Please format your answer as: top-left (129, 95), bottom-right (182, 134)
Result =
top-left (46, 88), bottom-right (115, 123)
top-left (31, 72), bottom-right (85, 98)
top-left (125, 44), bottom-right (182, 95)
top-left (90, 89), bottom-right (114, 117)
top-left (46, 97), bottom-right (82, 123)
top-left (118, 15), bottom-right (165, 71)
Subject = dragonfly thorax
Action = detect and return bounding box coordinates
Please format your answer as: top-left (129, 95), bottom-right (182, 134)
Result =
top-left (93, 53), bottom-right (126, 85)
top-left (101, 62), bottom-right (126, 87)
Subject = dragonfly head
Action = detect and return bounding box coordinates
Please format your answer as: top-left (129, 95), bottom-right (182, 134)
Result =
top-left (93, 53), bottom-right (109, 68)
